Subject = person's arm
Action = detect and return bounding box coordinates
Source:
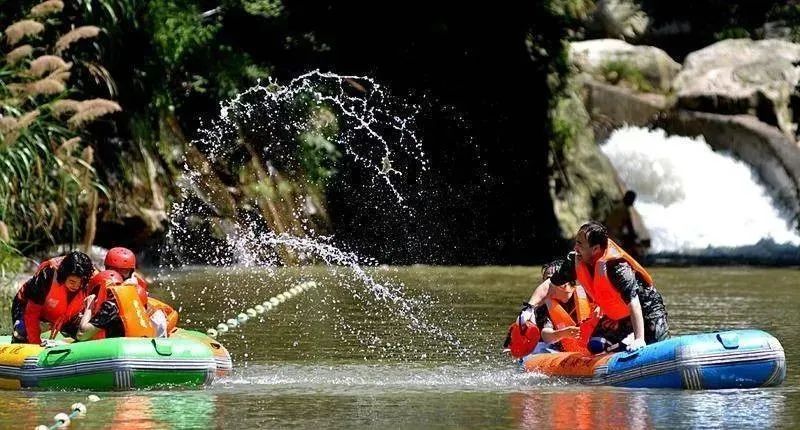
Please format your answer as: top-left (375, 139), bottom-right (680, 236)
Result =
top-left (76, 295), bottom-right (99, 341)
top-left (528, 279), bottom-right (551, 307)
top-left (608, 261), bottom-right (647, 350)
top-left (628, 296), bottom-right (645, 344)
top-left (19, 267), bottom-right (54, 344)
top-left (541, 326), bottom-right (580, 343)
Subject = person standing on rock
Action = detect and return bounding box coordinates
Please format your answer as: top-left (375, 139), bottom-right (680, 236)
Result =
top-left (605, 190), bottom-right (650, 262)
top-left (527, 221), bottom-right (668, 352)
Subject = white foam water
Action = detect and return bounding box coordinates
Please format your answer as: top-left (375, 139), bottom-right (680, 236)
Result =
top-left (601, 127), bottom-right (800, 253)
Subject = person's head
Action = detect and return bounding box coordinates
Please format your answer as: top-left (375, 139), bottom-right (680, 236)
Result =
top-left (574, 221), bottom-right (608, 266)
top-left (623, 190), bottom-right (636, 207)
top-left (87, 270), bottom-right (123, 296)
top-left (104, 247), bottom-right (136, 278)
top-left (56, 251), bottom-right (94, 292)
top-left (541, 259), bottom-right (576, 302)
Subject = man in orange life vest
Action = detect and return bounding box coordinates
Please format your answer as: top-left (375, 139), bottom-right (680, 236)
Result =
top-left (104, 247), bottom-right (149, 305)
top-left (529, 221), bottom-right (668, 352)
top-left (11, 251), bottom-right (95, 344)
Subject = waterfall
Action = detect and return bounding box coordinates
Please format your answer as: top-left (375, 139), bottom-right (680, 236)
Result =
top-left (600, 127), bottom-right (800, 254)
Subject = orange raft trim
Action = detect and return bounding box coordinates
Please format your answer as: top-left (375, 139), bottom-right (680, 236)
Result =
top-left (522, 352), bottom-right (612, 378)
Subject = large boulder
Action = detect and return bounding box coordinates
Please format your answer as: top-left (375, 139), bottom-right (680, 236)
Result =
top-left (549, 83), bottom-right (625, 238)
top-left (673, 39), bottom-right (800, 139)
top-left (569, 39), bottom-right (681, 92)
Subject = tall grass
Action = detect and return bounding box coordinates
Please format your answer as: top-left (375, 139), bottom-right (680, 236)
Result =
top-left (1, 1), bottom-right (118, 269)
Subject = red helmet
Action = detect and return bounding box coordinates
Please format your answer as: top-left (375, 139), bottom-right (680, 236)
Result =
top-left (105, 247), bottom-right (136, 270)
top-left (88, 270), bottom-right (123, 295)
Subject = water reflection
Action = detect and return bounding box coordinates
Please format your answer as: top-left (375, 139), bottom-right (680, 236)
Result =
top-left (509, 389), bottom-right (651, 430)
top-left (102, 393), bottom-right (215, 429)
top-left (509, 387), bottom-right (788, 430)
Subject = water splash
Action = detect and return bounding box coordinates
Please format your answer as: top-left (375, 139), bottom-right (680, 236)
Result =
top-left (601, 127), bottom-right (800, 252)
top-left (161, 71), bottom-right (472, 361)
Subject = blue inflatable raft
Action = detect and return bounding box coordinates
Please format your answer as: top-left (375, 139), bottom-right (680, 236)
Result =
top-left (522, 329), bottom-right (786, 389)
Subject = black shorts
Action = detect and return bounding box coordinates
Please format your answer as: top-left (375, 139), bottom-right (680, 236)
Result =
top-left (591, 314), bottom-right (669, 345)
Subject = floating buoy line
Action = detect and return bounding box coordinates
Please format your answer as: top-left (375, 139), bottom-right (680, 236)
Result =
top-left (35, 395), bottom-right (100, 429)
top-left (205, 281), bottom-right (318, 338)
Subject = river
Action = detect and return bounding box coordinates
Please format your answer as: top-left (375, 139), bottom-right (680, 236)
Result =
top-left (1, 266), bottom-right (797, 429)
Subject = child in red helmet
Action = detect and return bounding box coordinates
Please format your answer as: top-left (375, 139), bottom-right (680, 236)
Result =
top-left (104, 247), bottom-right (149, 305)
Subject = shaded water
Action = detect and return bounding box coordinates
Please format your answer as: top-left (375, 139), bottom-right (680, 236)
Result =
top-left (2, 266), bottom-right (799, 429)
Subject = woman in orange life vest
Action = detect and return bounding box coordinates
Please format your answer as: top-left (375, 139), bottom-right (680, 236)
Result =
top-left (527, 221), bottom-right (669, 352)
top-left (531, 259), bottom-right (597, 352)
top-left (65, 270), bottom-right (157, 340)
top-left (504, 260), bottom-right (597, 356)
top-left (11, 251), bottom-right (95, 344)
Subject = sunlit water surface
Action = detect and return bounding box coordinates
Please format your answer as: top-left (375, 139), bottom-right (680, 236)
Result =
top-left (1, 266), bottom-right (798, 429)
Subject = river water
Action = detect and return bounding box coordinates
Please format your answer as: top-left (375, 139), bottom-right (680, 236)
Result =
top-left (1, 266), bottom-right (798, 429)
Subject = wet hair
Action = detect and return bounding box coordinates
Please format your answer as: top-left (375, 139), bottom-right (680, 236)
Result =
top-left (623, 190), bottom-right (636, 206)
top-left (56, 251), bottom-right (94, 284)
top-left (541, 259), bottom-right (564, 281)
top-left (578, 221), bottom-right (608, 249)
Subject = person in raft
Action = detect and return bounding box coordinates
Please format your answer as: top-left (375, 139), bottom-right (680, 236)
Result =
top-left (504, 260), bottom-right (598, 356)
top-left (11, 251), bottom-right (96, 344)
top-left (104, 247), bottom-right (149, 302)
top-left (63, 270), bottom-right (161, 340)
top-left (104, 246), bottom-right (176, 336)
top-left (528, 221), bottom-right (669, 352)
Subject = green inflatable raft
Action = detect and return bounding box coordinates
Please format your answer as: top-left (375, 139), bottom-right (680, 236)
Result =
top-left (0, 329), bottom-right (232, 390)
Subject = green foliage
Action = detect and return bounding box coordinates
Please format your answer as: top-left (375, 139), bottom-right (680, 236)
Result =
top-left (241, 0), bottom-right (284, 18)
top-left (599, 60), bottom-right (653, 92)
top-left (713, 27), bottom-right (751, 41)
top-left (149, 0), bottom-right (220, 67)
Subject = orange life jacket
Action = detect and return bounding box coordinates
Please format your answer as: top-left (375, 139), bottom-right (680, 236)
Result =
top-left (544, 285), bottom-right (594, 353)
top-left (575, 239), bottom-right (653, 320)
top-left (91, 284), bottom-right (155, 339)
top-left (33, 257), bottom-right (85, 339)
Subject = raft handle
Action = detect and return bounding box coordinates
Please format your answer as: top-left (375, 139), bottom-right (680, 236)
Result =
top-left (618, 350), bottom-right (640, 361)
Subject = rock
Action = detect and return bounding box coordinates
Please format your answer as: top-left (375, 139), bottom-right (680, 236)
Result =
top-left (570, 39), bottom-right (681, 92)
top-left (591, 0), bottom-right (650, 42)
top-left (673, 39), bottom-right (800, 139)
top-left (582, 78), bottom-right (674, 141)
top-left (549, 83), bottom-right (625, 238)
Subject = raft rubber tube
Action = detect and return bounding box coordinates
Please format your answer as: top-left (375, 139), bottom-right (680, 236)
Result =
top-left (522, 329), bottom-right (786, 389)
top-left (0, 329), bottom-right (231, 390)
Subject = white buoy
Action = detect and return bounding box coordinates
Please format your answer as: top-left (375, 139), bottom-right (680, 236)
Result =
top-left (71, 402), bottom-right (87, 415)
top-left (54, 413), bottom-right (70, 427)
top-left (283, 291), bottom-right (294, 299)
top-left (237, 313), bottom-right (248, 323)
top-left (226, 318), bottom-right (239, 328)
top-left (217, 323), bottom-right (229, 333)
top-left (269, 297), bottom-right (280, 306)
top-left (206, 328), bottom-right (218, 338)
top-left (246, 308), bottom-right (257, 317)
top-left (35, 425), bottom-right (49, 430)
top-left (254, 305), bottom-right (265, 314)
top-left (87, 395), bottom-right (100, 402)
top-left (277, 293), bottom-right (287, 303)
